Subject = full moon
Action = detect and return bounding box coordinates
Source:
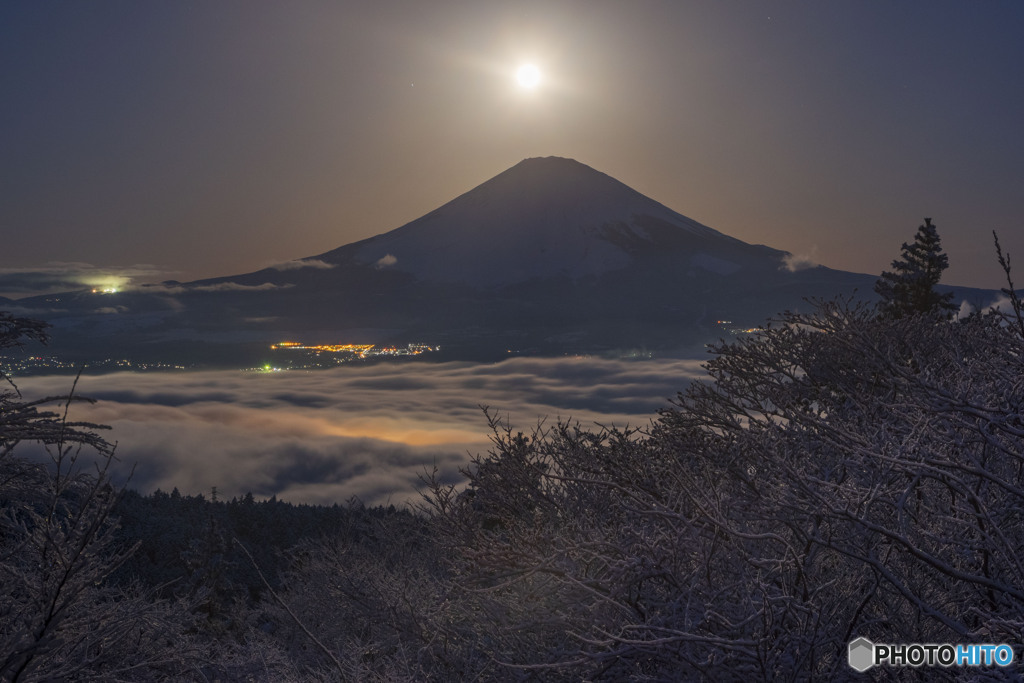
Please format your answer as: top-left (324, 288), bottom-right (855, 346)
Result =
top-left (516, 64), bottom-right (541, 89)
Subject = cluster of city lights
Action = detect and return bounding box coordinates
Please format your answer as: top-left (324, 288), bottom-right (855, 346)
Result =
top-left (270, 342), bottom-right (437, 358)
top-left (1, 355), bottom-right (187, 376)
top-left (255, 341), bottom-right (441, 372)
top-left (716, 320), bottom-right (760, 335)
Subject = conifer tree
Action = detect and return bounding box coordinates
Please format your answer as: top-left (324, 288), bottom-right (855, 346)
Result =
top-left (874, 217), bottom-right (956, 318)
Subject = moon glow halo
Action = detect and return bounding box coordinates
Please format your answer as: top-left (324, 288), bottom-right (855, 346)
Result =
top-left (516, 64), bottom-right (541, 89)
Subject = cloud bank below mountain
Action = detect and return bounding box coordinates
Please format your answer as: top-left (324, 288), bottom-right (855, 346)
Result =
top-left (17, 357), bottom-right (706, 507)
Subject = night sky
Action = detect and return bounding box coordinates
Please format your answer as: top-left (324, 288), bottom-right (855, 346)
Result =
top-left (3, 1), bottom-right (1022, 294)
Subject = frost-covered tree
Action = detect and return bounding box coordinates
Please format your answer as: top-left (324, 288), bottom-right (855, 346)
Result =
top-left (0, 312), bottom-right (195, 681)
top-left (421, 297), bottom-right (1024, 679)
top-left (253, 507), bottom-right (470, 680)
top-left (874, 217), bottom-right (956, 318)
top-left (1, 313), bottom-right (111, 459)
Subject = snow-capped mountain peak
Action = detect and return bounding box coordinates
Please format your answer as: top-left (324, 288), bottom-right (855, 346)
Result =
top-left (323, 157), bottom-right (748, 286)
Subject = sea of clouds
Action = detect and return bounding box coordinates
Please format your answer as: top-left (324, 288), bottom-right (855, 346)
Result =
top-left (16, 357), bottom-right (707, 507)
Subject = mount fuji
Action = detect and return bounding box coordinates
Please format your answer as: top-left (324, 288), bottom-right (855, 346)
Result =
top-left (323, 156), bottom-right (759, 286)
top-left (19, 157), bottom-right (911, 359)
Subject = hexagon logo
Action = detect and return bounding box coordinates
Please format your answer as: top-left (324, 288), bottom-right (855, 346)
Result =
top-left (848, 637), bottom-right (875, 672)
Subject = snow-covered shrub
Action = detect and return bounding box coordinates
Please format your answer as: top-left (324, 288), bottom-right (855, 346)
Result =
top-left (0, 312), bottom-right (195, 681)
top-left (423, 299), bottom-right (1024, 680)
